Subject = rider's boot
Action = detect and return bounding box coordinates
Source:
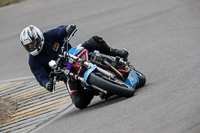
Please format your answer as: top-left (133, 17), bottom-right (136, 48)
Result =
top-left (110, 48), bottom-right (129, 61)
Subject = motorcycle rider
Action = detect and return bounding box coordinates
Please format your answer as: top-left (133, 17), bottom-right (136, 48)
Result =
top-left (20, 24), bottom-right (129, 109)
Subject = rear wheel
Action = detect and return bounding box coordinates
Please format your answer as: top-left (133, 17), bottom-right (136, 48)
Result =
top-left (135, 70), bottom-right (146, 89)
top-left (87, 72), bottom-right (135, 97)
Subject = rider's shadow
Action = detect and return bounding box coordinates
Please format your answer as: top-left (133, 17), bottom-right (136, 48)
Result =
top-left (89, 96), bottom-right (127, 109)
top-left (62, 85), bottom-right (149, 117)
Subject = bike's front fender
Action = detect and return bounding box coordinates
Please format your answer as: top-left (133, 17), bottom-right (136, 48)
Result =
top-left (83, 65), bottom-right (97, 86)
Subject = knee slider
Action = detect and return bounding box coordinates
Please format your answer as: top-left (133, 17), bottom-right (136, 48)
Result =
top-left (92, 36), bottom-right (111, 54)
top-left (72, 96), bottom-right (88, 109)
top-left (92, 35), bottom-right (104, 43)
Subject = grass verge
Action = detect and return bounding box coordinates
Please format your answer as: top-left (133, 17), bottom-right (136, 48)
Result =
top-left (0, 0), bottom-right (25, 7)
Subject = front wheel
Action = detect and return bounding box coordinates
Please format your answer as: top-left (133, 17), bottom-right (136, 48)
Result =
top-left (87, 72), bottom-right (135, 97)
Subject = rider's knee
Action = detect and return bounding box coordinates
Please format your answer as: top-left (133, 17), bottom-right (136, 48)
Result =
top-left (70, 91), bottom-right (94, 109)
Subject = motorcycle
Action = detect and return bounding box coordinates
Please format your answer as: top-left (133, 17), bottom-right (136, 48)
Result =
top-left (48, 28), bottom-right (146, 99)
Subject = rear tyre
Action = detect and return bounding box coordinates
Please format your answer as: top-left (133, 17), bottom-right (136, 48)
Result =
top-left (135, 70), bottom-right (146, 89)
top-left (87, 72), bottom-right (134, 97)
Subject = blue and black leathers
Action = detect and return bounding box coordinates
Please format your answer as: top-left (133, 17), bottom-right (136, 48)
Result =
top-left (29, 25), bottom-right (71, 88)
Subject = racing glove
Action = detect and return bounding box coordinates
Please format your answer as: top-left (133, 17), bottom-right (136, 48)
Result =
top-left (66, 24), bottom-right (76, 35)
top-left (45, 81), bottom-right (53, 92)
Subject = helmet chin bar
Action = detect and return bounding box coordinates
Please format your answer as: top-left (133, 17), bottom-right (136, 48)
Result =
top-left (30, 49), bottom-right (39, 56)
top-left (29, 41), bottom-right (44, 56)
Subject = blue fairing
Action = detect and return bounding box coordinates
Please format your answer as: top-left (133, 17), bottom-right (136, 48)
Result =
top-left (125, 70), bottom-right (139, 88)
top-left (69, 46), bottom-right (84, 56)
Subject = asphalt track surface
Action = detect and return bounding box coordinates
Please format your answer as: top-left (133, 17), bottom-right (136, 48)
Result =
top-left (1, 0), bottom-right (200, 133)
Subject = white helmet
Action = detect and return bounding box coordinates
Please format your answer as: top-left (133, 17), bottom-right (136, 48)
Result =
top-left (20, 25), bottom-right (44, 56)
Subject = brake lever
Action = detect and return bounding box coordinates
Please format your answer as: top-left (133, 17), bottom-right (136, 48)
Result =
top-left (49, 71), bottom-right (57, 95)
top-left (52, 75), bottom-right (57, 95)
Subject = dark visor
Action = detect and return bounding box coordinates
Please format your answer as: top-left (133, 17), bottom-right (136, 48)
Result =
top-left (24, 40), bottom-right (38, 52)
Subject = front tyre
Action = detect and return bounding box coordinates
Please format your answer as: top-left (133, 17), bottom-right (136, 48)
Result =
top-left (87, 72), bottom-right (135, 97)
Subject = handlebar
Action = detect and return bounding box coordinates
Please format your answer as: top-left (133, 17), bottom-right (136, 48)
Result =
top-left (64, 52), bottom-right (82, 62)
